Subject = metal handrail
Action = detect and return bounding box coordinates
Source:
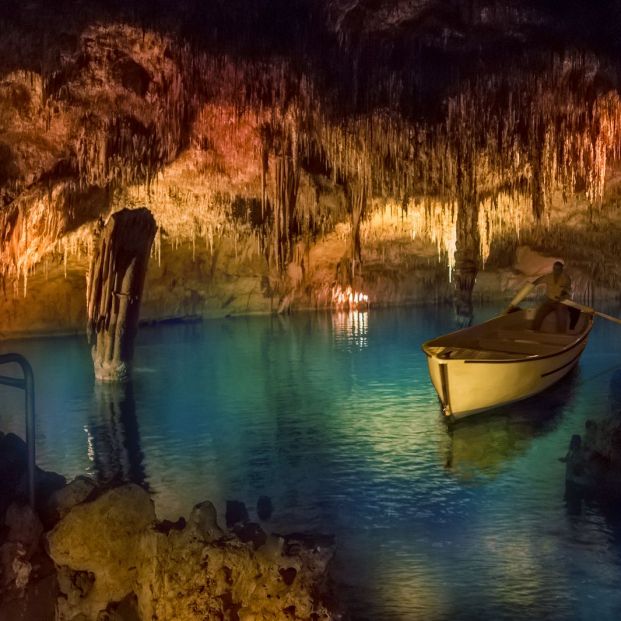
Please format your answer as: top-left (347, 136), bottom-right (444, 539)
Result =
top-left (0, 354), bottom-right (36, 507)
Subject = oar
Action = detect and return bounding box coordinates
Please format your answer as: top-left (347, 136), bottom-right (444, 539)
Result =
top-left (561, 299), bottom-right (621, 326)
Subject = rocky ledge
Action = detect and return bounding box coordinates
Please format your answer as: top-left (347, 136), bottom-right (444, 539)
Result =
top-left (0, 431), bottom-right (339, 621)
top-left (564, 373), bottom-right (621, 501)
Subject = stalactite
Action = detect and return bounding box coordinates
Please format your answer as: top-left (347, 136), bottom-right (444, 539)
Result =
top-left (410, 199), bottom-right (458, 274)
top-left (270, 117), bottom-right (301, 272)
top-left (345, 177), bottom-right (369, 278)
top-left (477, 193), bottom-right (532, 267)
top-left (3, 20), bottom-right (621, 301)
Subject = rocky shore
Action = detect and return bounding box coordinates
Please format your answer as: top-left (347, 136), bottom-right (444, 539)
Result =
top-left (0, 431), bottom-right (339, 621)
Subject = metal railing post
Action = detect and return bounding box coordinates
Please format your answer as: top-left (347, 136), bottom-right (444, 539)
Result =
top-left (0, 353), bottom-right (36, 507)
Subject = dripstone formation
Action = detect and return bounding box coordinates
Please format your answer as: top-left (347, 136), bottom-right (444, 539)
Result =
top-left (86, 208), bottom-right (156, 381)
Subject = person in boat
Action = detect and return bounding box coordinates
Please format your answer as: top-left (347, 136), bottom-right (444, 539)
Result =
top-left (506, 260), bottom-right (572, 332)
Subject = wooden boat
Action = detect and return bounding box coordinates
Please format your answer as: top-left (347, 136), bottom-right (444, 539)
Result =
top-left (422, 307), bottom-right (593, 420)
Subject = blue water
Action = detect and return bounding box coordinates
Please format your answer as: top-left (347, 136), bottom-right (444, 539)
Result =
top-left (2, 305), bottom-right (621, 620)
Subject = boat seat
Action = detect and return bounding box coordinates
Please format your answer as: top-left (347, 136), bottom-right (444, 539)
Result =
top-left (436, 347), bottom-right (516, 360)
top-left (494, 329), bottom-right (575, 346)
top-left (476, 338), bottom-right (560, 356)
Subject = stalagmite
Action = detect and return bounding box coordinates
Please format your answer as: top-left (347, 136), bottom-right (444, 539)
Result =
top-left (86, 208), bottom-right (157, 382)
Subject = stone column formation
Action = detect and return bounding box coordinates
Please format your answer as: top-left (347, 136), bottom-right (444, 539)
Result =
top-left (87, 208), bottom-right (156, 381)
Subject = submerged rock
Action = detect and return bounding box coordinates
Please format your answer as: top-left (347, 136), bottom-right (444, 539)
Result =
top-left (5, 502), bottom-right (43, 557)
top-left (226, 499), bottom-right (250, 527)
top-left (257, 495), bottom-right (273, 521)
top-left (44, 475), bottom-right (98, 525)
top-left (0, 433), bottom-right (29, 513)
top-left (0, 498), bottom-right (57, 620)
top-left (565, 413), bottom-right (621, 497)
top-left (187, 499), bottom-right (223, 542)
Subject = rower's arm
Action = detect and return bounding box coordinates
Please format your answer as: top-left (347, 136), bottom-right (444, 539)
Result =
top-left (505, 281), bottom-right (535, 312)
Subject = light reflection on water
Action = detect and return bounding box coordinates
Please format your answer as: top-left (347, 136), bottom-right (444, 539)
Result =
top-left (2, 305), bottom-right (621, 620)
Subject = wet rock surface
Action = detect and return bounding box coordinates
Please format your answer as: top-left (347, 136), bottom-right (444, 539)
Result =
top-left (565, 416), bottom-right (621, 499)
top-left (1, 1), bottom-right (621, 335)
top-left (0, 430), bottom-right (340, 620)
top-left (0, 436), bottom-right (60, 619)
top-left (564, 372), bottom-right (621, 500)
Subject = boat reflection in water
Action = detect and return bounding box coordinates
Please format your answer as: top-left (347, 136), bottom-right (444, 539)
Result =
top-left (86, 381), bottom-right (148, 488)
top-left (443, 367), bottom-right (580, 480)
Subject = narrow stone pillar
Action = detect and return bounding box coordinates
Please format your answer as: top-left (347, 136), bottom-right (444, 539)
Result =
top-left (86, 208), bottom-right (156, 381)
top-left (347, 178), bottom-right (367, 279)
top-left (453, 190), bottom-right (480, 327)
top-left (453, 249), bottom-right (478, 327)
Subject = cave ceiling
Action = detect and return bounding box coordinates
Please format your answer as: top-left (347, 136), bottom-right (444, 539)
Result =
top-left (1, 0), bottom-right (621, 285)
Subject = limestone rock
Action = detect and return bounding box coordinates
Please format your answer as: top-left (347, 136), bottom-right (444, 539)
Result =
top-left (257, 495), bottom-right (273, 521)
top-left (47, 483), bottom-right (155, 619)
top-left (5, 502), bottom-right (43, 557)
top-left (0, 541), bottom-right (30, 590)
top-left (186, 500), bottom-right (223, 542)
top-left (87, 208), bottom-right (157, 382)
top-left (0, 433), bottom-right (28, 515)
top-left (96, 592), bottom-right (141, 621)
top-left (565, 413), bottom-right (621, 496)
top-left (0, 571), bottom-right (57, 621)
top-left (257, 534), bottom-right (285, 562)
top-left (232, 522), bottom-right (267, 550)
top-left (226, 499), bottom-right (249, 527)
top-left (45, 475), bottom-right (98, 524)
top-left (45, 482), bottom-right (338, 620)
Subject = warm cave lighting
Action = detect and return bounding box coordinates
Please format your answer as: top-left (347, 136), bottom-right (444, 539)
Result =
top-left (331, 285), bottom-right (369, 310)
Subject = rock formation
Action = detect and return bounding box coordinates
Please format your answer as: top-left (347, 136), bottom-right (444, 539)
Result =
top-left (564, 369), bottom-right (621, 500)
top-left (86, 208), bottom-right (156, 381)
top-left (0, 430), bottom-right (339, 621)
top-left (1, 1), bottom-right (621, 333)
top-left (47, 485), bottom-right (336, 620)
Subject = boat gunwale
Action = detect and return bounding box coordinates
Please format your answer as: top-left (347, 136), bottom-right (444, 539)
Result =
top-left (464, 320), bottom-right (592, 364)
top-left (421, 313), bottom-right (593, 365)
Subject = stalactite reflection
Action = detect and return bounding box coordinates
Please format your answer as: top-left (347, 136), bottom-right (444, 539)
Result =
top-left (87, 381), bottom-right (148, 488)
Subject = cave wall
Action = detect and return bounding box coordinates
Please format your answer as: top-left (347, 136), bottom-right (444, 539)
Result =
top-left (2, 0), bottom-right (621, 335)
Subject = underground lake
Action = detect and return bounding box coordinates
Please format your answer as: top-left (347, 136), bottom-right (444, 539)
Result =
top-left (2, 304), bottom-right (621, 620)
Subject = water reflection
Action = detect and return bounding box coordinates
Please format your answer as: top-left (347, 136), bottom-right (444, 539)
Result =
top-left (445, 368), bottom-right (579, 479)
top-left (609, 369), bottom-right (621, 413)
top-left (87, 381), bottom-right (148, 487)
top-left (332, 310), bottom-right (369, 349)
top-left (564, 368), bottom-right (621, 516)
top-left (4, 306), bottom-right (621, 620)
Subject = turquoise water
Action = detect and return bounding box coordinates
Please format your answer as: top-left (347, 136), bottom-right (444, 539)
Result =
top-left (2, 305), bottom-right (621, 620)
